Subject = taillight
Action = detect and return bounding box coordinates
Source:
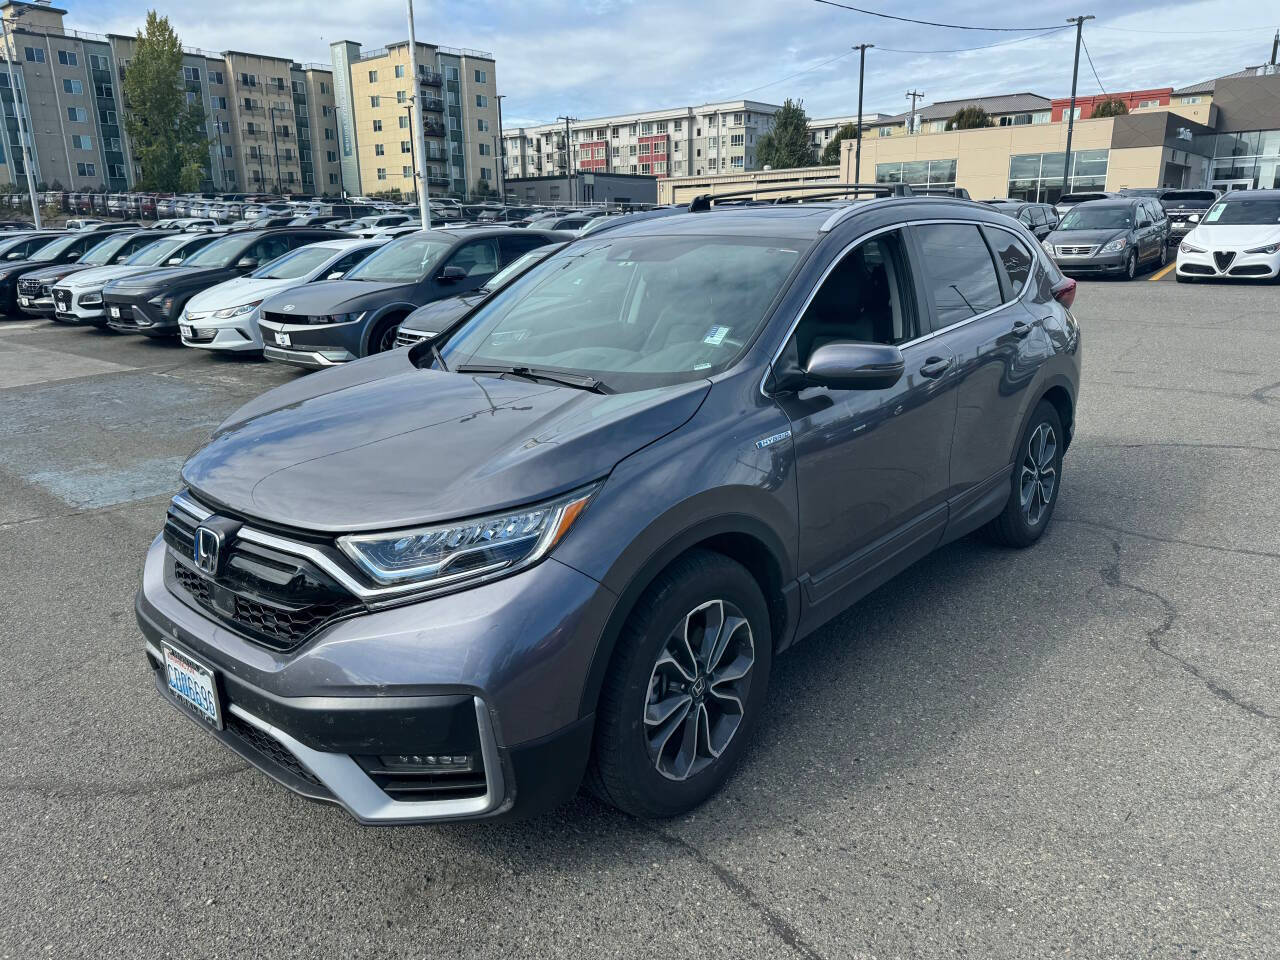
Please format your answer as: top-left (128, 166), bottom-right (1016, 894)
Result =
top-left (1051, 276), bottom-right (1077, 310)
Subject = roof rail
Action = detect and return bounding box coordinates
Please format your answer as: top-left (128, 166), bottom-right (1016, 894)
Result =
top-left (687, 182), bottom-right (911, 212)
top-left (908, 186), bottom-right (972, 200)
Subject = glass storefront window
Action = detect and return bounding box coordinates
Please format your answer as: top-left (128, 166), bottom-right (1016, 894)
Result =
top-left (875, 159), bottom-right (957, 189)
top-left (1208, 128), bottom-right (1280, 187)
top-left (1007, 150), bottom-right (1107, 202)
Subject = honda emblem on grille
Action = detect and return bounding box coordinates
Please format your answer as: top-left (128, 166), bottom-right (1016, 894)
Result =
top-left (194, 525), bottom-right (223, 575)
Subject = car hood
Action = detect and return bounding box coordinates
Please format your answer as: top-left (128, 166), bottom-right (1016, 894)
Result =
top-left (399, 291), bottom-right (485, 334)
top-left (182, 350), bottom-right (710, 532)
top-left (0, 258), bottom-right (54, 277)
top-left (105, 264), bottom-right (224, 292)
top-left (1184, 224), bottom-right (1280, 250)
top-left (185, 276), bottom-right (300, 315)
top-left (1045, 228), bottom-right (1128, 246)
top-left (19, 262), bottom-right (92, 284)
top-left (58, 264), bottom-right (165, 290)
top-left (261, 278), bottom-right (410, 315)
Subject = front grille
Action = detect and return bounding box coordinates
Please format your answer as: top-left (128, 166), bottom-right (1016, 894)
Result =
top-left (1229, 264), bottom-right (1271, 276)
top-left (53, 289), bottom-right (71, 311)
top-left (107, 306), bottom-right (140, 328)
top-left (354, 755), bottom-right (488, 803)
top-left (164, 500), bottom-right (362, 651)
top-left (223, 713), bottom-right (324, 788)
top-left (183, 326), bottom-right (217, 343)
top-left (17, 278), bottom-right (40, 295)
top-left (395, 329), bottom-right (429, 348)
top-left (1181, 263), bottom-right (1215, 275)
top-left (261, 310), bottom-right (328, 326)
top-left (1056, 244), bottom-right (1097, 257)
top-left (1213, 251), bottom-right (1236, 272)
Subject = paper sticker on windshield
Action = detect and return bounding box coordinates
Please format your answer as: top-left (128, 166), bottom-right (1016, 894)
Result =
top-left (1205, 205), bottom-right (1224, 222)
top-left (703, 325), bottom-right (730, 346)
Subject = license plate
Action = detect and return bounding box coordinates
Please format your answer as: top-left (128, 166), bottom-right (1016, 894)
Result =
top-left (180, 323), bottom-right (194, 338)
top-left (18, 296), bottom-right (29, 306)
top-left (274, 331), bottom-right (291, 347)
top-left (110, 305), bottom-right (122, 318)
top-left (162, 642), bottom-right (222, 728)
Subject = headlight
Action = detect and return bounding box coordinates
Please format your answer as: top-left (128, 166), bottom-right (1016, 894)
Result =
top-left (1244, 242), bottom-right (1280, 255)
top-left (1179, 241), bottom-right (1206, 254)
top-left (315, 311), bottom-right (364, 324)
top-left (1041, 239), bottom-right (1055, 255)
top-left (212, 299), bottom-right (263, 319)
top-left (148, 293), bottom-right (175, 314)
top-left (1101, 236), bottom-right (1128, 253)
top-left (338, 484), bottom-right (599, 591)
top-left (80, 291), bottom-right (102, 305)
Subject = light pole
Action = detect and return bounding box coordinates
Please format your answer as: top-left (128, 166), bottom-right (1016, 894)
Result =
top-left (852, 44), bottom-right (873, 184)
top-left (404, 101), bottom-right (417, 205)
top-left (404, 0), bottom-right (431, 227)
top-left (1, 10), bottom-right (41, 227)
top-left (495, 93), bottom-right (505, 201)
top-left (269, 105), bottom-right (284, 194)
top-left (1061, 15), bottom-right (1095, 200)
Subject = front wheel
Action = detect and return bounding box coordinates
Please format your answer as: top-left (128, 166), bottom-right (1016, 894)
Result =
top-left (589, 550), bottom-right (772, 819)
top-left (366, 316), bottom-right (403, 356)
top-left (980, 400), bottom-right (1064, 548)
top-left (1123, 250), bottom-right (1137, 280)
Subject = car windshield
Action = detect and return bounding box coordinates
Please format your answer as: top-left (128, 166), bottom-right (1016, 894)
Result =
top-left (1058, 207), bottom-right (1134, 230)
top-left (125, 235), bottom-right (194, 266)
top-left (344, 233), bottom-right (453, 283)
top-left (1163, 191), bottom-right (1217, 206)
top-left (1202, 197), bottom-right (1280, 225)
top-left (80, 233), bottom-right (133, 266)
top-left (1060, 194), bottom-right (1106, 204)
top-left (30, 234), bottom-right (82, 261)
top-left (480, 245), bottom-right (562, 291)
top-left (251, 245), bottom-right (339, 280)
top-left (183, 234), bottom-right (253, 268)
top-left (441, 235), bottom-right (804, 392)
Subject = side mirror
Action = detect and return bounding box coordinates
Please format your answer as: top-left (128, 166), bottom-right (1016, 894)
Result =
top-left (7, 251), bottom-right (23, 260)
top-left (438, 264), bottom-right (467, 282)
top-left (1137, 219), bottom-right (1151, 229)
top-left (804, 342), bottom-right (905, 391)
top-left (326, 270), bottom-right (345, 280)
top-left (67, 252), bottom-right (80, 261)
top-left (236, 256), bottom-right (259, 270)
top-left (166, 257), bottom-right (183, 265)
top-left (1188, 214), bottom-right (1200, 223)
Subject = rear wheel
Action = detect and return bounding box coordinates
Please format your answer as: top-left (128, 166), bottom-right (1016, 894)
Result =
top-left (589, 550), bottom-right (772, 819)
top-left (981, 400), bottom-right (1064, 548)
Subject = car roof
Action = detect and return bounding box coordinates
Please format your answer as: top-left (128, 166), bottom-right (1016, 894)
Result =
top-left (1072, 198), bottom-right (1137, 208)
top-left (1223, 188), bottom-right (1280, 200)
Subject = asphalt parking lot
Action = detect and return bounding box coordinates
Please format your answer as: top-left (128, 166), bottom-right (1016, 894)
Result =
top-left (3, 277), bottom-right (1278, 959)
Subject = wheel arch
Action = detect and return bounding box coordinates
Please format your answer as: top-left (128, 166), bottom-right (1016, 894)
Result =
top-left (360, 301), bottom-right (417, 354)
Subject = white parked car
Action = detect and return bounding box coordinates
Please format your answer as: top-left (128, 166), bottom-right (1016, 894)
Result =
top-left (1176, 189), bottom-right (1280, 282)
top-left (178, 238), bottom-right (386, 353)
top-left (65, 218), bottom-right (105, 231)
top-left (51, 232), bottom-right (220, 326)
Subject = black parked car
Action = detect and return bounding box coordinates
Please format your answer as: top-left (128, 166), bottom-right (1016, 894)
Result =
top-left (17, 229), bottom-right (179, 317)
top-left (1053, 190), bottom-right (1122, 219)
top-left (102, 227), bottom-right (338, 336)
top-left (0, 231), bottom-right (115, 315)
top-left (394, 241), bottom-right (568, 347)
top-left (136, 195), bottom-right (1080, 824)
top-left (258, 228), bottom-right (566, 367)
top-left (1160, 189), bottom-right (1220, 244)
top-left (982, 200), bottom-right (1059, 240)
top-left (1041, 197), bottom-right (1170, 279)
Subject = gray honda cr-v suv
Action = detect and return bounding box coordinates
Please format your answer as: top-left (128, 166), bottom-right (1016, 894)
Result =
top-left (137, 191), bottom-right (1082, 823)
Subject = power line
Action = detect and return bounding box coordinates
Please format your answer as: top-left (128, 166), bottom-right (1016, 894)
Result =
top-left (876, 26), bottom-right (1071, 55)
top-left (810, 0), bottom-right (1061, 32)
top-left (1094, 22), bottom-right (1280, 35)
top-left (1079, 34), bottom-right (1108, 96)
top-left (738, 49), bottom-right (858, 96)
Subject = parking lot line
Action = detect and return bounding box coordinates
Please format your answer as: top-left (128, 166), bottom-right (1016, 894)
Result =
top-left (1149, 261), bottom-right (1176, 282)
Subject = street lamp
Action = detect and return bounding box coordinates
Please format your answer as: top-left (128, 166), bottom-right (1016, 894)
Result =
top-left (404, 101), bottom-right (417, 205)
top-left (0, 9), bottom-right (42, 228)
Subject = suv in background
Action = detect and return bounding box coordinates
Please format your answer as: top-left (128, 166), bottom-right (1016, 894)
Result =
top-left (259, 228), bottom-right (566, 367)
top-left (1054, 190), bottom-right (1121, 219)
top-left (102, 227), bottom-right (338, 336)
top-left (18, 229), bottom-right (179, 318)
top-left (1176, 189), bottom-right (1280, 282)
top-left (0, 231), bottom-right (118, 314)
top-left (137, 194), bottom-right (1079, 824)
top-left (1161, 189), bottom-right (1220, 245)
top-left (983, 200), bottom-right (1059, 240)
top-left (1042, 197), bottom-right (1169, 278)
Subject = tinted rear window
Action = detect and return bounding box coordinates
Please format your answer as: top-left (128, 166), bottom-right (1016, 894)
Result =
top-left (1162, 191), bottom-right (1218, 206)
top-left (914, 223), bottom-right (1001, 326)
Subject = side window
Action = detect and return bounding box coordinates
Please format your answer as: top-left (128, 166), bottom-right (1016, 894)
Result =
top-left (1030, 207), bottom-right (1047, 227)
top-left (786, 230), bottom-right (919, 367)
top-left (1017, 208), bottom-right (1034, 226)
top-left (327, 249), bottom-right (373, 276)
top-left (498, 235), bottom-right (547, 265)
top-left (913, 223), bottom-right (1002, 327)
top-left (984, 227), bottom-right (1034, 301)
top-left (447, 238), bottom-right (499, 278)
top-left (250, 236), bottom-right (292, 263)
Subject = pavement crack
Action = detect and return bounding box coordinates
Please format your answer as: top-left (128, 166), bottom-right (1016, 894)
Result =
top-left (1248, 379), bottom-right (1280, 405)
top-left (639, 823), bottom-right (827, 960)
top-left (1087, 441), bottom-right (1280, 455)
top-left (0, 762), bottom-right (250, 800)
top-left (1097, 537), bottom-right (1278, 723)
top-left (1057, 516), bottom-right (1280, 562)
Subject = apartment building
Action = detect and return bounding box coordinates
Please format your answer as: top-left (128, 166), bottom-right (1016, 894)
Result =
top-left (330, 38), bottom-right (497, 198)
top-left (808, 113), bottom-right (887, 152)
top-left (868, 93), bottom-right (1053, 138)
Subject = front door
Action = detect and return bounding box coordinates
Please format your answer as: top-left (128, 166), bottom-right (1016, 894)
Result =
top-left (1211, 179), bottom-right (1253, 192)
top-left (773, 227), bottom-right (958, 614)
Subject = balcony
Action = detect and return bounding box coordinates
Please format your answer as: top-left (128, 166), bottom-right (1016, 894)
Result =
top-left (419, 70), bottom-right (443, 87)
top-left (426, 175), bottom-right (450, 186)
top-left (423, 121), bottom-right (446, 138)
top-left (421, 97), bottom-right (444, 113)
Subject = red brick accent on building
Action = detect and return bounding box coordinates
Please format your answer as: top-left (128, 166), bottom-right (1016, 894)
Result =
top-left (577, 139), bottom-right (608, 171)
top-left (1049, 88), bottom-right (1173, 122)
top-left (638, 134), bottom-right (669, 178)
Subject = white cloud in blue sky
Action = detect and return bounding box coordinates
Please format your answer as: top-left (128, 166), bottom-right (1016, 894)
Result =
top-left (73, 0), bottom-right (1279, 125)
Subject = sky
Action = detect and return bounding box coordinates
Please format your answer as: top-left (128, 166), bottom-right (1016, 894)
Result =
top-left (72, 0), bottom-right (1280, 127)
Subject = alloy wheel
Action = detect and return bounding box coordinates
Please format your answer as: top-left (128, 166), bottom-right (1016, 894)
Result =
top-left (377, 323), bottom-right (400, 352)
top-left (643, 599), bottom-right (755, 781)
top-left (1020, 422), bottom-right (1058, 526)
top-left (1126, 252), bottom-right (1137, 279)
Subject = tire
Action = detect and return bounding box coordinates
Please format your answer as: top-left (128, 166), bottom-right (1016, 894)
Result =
top-left (980, 400), bottom-right (1064, 548)
top-left (588, 549), bottom-right (772, 819)
top-left (1123, 250), bottom-right (1137, 280)
top-left (1158, 244), bottom-right (1168, 268)
top-left (365, 315), bottom-right (404, 356)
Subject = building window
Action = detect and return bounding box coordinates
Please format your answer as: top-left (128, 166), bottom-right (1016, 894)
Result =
top-left (213, 96), bottom-right (227, 109)
top-left (395, 64), bottom-right (405, 78)
top-left (375, 143), bottom-right (385, 155)
top-left (998, 113), bottom-right (1033, 126)
top-left (1138, 99), bottom-right (1160, 109)
top-left (376, 167), bottom-right (387, 180)
top-left (403, 165), bottom-right (413, 178)
top-left (63, 79), bottom-right (84, 95)
top-left (446, 66), bottom-right (459, 81)
top-left (479, 166), bottom-right (491, 180)
top-left (89, 54), bottom-right (109, 70)
top-left (878, 126), bottom-right (892, 138)
top-left (58, 50), bottom-right (78, 67)
top-left (368, 70), bottom-right (378, 82)
top-left (324, 128), bottom-right (334, 140)
top-left (76, 162), bottom-right (96, 177)
top-left (398, 115), bottom-right (409, 129)
top-left (327, 150), bottom-right (337, 162)
top-left (373, 119), bottom-right (383, 132)
top-left (24, 47), bottom-right (44, 63)
top-left (1180, 95), bottom-right (1202, 105)
top-left (183, 66), bottom-right (200, 82)
top-left (329, 172), bottom-right (338, 184)
top-left (401, 140), bottom-right (411, 153)
top-left (397, 90), bottom-right (406, 103)
top-left (479, 143), bottom-right (490, 155)
top-left (475, 94), bottom-right (488, 108)
top-left (71, 134), bottom-right (93, 150)
top-left (876, 158), bottom-right (958, 190)
top-left (1006, 149), bottom-right (1109, 202)
top-left (477, 118), bottom-right (489, 132)
top-left (370, 95), bottom-right (381, 107)
top-left (212, 71), bottom-right (224, 85)
top-left (240, 73), bottom-right (257, 86)
top-left (474, 69), bottom-right (487, 84)
top-left (656, 121), bottom-right (667, 133)
top-left (99, 109), bottom-right (117, 124)
top-left (730, 133), bottom-right (744, 146)
top-left (67, 107), bottom-right (88, 122)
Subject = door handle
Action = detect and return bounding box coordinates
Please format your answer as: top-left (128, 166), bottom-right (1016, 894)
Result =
top-left (1011, 320), bottom-right (1034, 339)
top-left (919, 356), bottom-right (953, 379)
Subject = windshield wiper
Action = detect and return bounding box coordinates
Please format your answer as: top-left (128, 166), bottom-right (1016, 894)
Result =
top-left (456, 363), bottom-right (609, 394)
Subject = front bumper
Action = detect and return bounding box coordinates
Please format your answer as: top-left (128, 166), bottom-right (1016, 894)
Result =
top-left (180, 308), bottom-right (264, 352)
top-left (51, 286), bottom-right (107, 325)
top-left (1052, 250), bottom-right (1130, 275)
top-left (1176, 247), bottom-right (1280, 280)
top-left (104, 292), bottom-right (180, 336)
top-left (259, 316), bottom-right (365, 367)
top-left (135, 525), bottom-right (612, 823)
top-left (16, 285), bottom-right (55, 316)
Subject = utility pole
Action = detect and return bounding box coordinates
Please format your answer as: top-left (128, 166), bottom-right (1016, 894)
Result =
top-left (905, 89), bottom-right (924, 135)
top-left (404, 102), bottom-right (417, 206)
top-left (1, 10), bottom-right (41, 228)
top-left (495, 93), bottom-right (505, 202)
top-left (557, 115), bottom-right (576, 205)
top-left (405, 0), bottom-right (431, 227)
top-left (852, 44), bottom-right (872, 183)
top-left (269, 105), bottom-right (283, 194)
top-left (1061, 15), bottom-right (1095, 200)
top-left (1271, 29), bottom-right (1278, 65)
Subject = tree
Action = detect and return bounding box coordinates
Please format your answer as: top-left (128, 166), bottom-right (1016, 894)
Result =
top-left (819, 122), bottom-right (859, 165)
top-left (945, 105), bottom-right (994, 131)
top-left (756, 99), bottom-right (817, 170)
top-left (123, 12), bottom-right (209, 192)
top-left (1092, 97), bottom-right (1130, 118)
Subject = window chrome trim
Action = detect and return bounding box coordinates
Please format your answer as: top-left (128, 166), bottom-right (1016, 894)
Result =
top-left (759, 217), bottom-right (1038, 397)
